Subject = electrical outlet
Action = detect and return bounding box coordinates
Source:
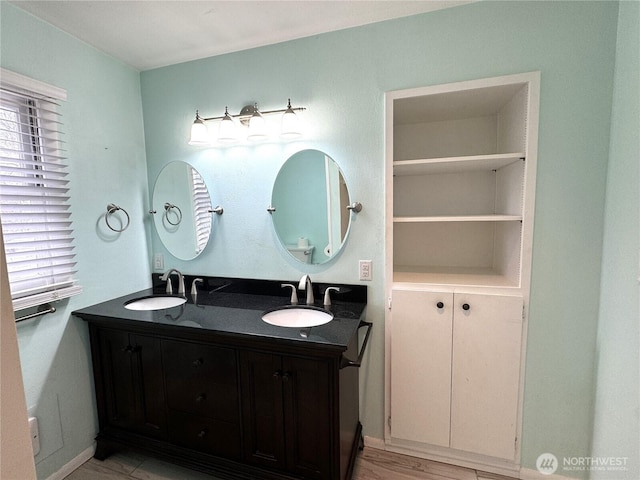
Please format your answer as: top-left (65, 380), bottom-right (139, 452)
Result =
top-left (359, 260), bottom-right (372, 281)
top-left (154, 253), bottom-right (164, 270)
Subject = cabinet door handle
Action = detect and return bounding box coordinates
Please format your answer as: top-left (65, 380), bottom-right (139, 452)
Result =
top-left (195, 394), bottom-right (206, 403)
top-left (273, 371), bottom-right (291, 381)
top-left (197, 429), bottom-right (207, 438)
top-left (192, 358), bottom-right (204, 367)
top-left (436, 302), bottom-right (444, 309)
top-left (462, 303), bottom-right (470, 311)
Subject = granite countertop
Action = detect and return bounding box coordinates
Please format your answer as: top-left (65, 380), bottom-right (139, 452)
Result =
top-left (73, 277), bottom-right (367, 351)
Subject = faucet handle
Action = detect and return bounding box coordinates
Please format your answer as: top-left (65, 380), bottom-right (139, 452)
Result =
top-left (323, 287), bottom-right (341, 306)
top-left (281, 284), bottom-right (298, 305)
top-left (165, 276), bottom-right (173, 294)
top-left (191, 278), bottom-right (203, 296)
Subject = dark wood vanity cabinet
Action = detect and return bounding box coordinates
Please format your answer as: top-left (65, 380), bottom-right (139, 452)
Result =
top-left (87, 321), bottom-right (364, 480)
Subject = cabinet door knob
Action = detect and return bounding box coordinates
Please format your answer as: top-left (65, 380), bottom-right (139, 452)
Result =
top-left (462, 303), bottom-right (470, 311)
top-left (197, 429), bottom-right (207, 438)
top-left (281, 372), bottom-right (291, 382)
top-left (195, 394), bottom-right (206, 403)
top-left (436, 302), bottom-right (444, 309)
top-left (192, 358), bottom-right (204, 367)
top-left (273, 370), bottom-right (281, 379)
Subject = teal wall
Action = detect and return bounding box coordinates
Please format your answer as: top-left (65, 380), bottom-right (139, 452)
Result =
top-left (592, 1), bottom-right (640, 478)
top-left (1, 1), bottom-right (636, 478)
top-left (0, 3), bottom-right (151, 478)
top-left (141, 2), bottom-right (620, 475)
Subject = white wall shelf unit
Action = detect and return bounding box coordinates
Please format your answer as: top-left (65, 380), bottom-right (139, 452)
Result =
top-left (384, 71), bottom-right (540, 475)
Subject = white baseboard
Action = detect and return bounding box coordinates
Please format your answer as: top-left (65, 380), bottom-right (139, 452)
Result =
top-left (382, 438), bottom-right (519, 477)
top-left (45, 445), bottom-right (94, 480)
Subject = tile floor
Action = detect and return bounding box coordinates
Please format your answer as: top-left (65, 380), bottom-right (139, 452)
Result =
top-left (64, 447), bottom-right (517, 480)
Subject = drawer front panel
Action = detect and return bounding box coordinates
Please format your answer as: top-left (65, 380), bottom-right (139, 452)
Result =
top-left (168, 383), bottom-right (239, 420)
top-left (163, 339), bottom-right (239, 420)
top-left (168, 409), bottom-right (241, 459)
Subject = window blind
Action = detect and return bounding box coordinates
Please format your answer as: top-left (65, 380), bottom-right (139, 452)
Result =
top-left (0, 71), bottom-right (82, 312)
top-left (190, 166), bottom-right (211, 255)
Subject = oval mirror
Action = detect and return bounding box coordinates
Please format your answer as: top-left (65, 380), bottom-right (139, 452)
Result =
top-left (271, 149), bottom-right (352, 265)
top-left (152, 162), bottom-right (212, 260)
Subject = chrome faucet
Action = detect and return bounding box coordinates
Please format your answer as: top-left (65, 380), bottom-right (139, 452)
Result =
top-left (160, 269), bottom-right (185, 296)
top-left (298, 274), bottom-right (314, 305)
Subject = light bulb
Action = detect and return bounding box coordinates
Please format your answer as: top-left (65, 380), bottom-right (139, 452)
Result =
top-left (247, 105), bottom-right (268, 141)
top-left (188, 111), bottom-right (210, 145)
top-left (218, 107), bottom-right (238, 143)
top-left (280, 99), bottom-right (302, 139)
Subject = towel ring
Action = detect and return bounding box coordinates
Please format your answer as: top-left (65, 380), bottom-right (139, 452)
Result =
top-left (105, 204), bottom-right (130, 232)
top-left (164, 203), bottom-right (183, 225)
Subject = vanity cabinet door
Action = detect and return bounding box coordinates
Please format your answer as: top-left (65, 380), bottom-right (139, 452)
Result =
top-left (240, 351), bottom-right (286, 469)
top-left (282, 355), bottom-right (332, 480)
top-left (240, 351), bottom-right (332, 479)
top-left (94, 327), bottom-right (167, 439)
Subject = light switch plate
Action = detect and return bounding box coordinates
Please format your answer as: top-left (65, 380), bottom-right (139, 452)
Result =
top-left (154, 253), bottom-right (164, 270)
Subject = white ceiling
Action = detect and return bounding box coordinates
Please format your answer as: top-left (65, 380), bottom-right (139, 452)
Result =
top-left (10, 0), bottom-right (470, 71)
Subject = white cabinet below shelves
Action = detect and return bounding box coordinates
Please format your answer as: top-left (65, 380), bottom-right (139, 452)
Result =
top-left (389, 289), bottom-right (523, 461)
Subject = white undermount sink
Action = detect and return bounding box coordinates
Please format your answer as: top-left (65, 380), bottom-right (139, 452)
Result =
top-left (262, 306), bottom-right (334, 328)
top-left (124, 295), bottom-right (186, 311)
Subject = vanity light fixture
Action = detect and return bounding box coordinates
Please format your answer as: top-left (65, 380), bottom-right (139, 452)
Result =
top-left (189, 99), bottom-right (305, 146)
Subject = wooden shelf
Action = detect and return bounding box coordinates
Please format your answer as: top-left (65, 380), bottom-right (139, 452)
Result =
top-left (393, 265), bottom-right (520, 288)
top-left (394, 215), bottom-right (522, 223)
top-left (393, 152), bottom-right (525, 176)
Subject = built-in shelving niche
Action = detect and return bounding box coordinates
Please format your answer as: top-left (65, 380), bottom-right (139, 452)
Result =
top-left (391, 81), bottom-right (530, 288)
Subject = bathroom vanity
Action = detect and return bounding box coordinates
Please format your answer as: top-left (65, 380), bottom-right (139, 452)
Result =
top-left (73, 277), bottom-right (369, 480)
